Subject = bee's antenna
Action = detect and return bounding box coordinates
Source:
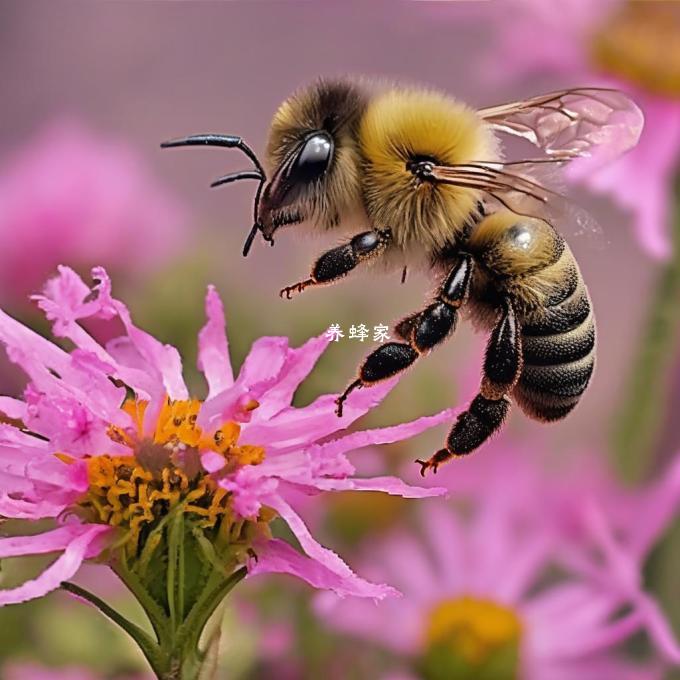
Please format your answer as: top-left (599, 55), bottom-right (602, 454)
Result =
top-left (160, 134), bottom-right (265, 176)
top-left (161, 133), bottom-right (269, 257)
top-left (210, 170), bottom-right (263, 188)
top-left (242, 223), bottom-right (260, 257)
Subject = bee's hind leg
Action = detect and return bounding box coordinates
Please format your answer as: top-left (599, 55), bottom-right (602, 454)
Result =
top-left (335, 255), bottom-right (473, 416)
top-left (280, 229), bottom-right (392, 299)
top-left (417, 297), bottom-right (522, 476)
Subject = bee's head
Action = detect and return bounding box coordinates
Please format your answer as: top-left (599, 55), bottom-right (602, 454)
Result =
top-left (161, 78), bottom-right (368, 256)
top-left (260, 78), bottom-right (368, 240)
top-left (256, 131), bottom-right (334, 239)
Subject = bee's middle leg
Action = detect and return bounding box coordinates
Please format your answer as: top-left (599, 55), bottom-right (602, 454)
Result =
top-left (280, 228), bottom-right (392, 299)
top-left (417, 297), bottom-right (522, 476)
top-left (335, 255), bottom-right (473, 416)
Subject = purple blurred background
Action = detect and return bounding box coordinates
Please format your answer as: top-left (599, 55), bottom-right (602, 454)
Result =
top-left (0, 2), bottom-right (677, 678)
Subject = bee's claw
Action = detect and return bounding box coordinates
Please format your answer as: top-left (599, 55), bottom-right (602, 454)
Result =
top-left (279, 279), bottom-right (314, 300)
top-left (334, 398), bottom-right (344, 418)
top-left (416, 449), bottom-right (451, 477)
top-left (415, 458), bottom-right (438, 477)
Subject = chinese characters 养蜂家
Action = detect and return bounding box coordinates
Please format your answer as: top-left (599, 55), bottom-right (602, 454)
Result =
top-left (325, 324), bottom-right (391, 342)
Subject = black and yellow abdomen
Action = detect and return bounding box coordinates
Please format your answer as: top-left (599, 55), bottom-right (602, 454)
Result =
top-left (514, 258), bottom-right (595, 422)
top-left (467, 212), bottom-right (596, 423)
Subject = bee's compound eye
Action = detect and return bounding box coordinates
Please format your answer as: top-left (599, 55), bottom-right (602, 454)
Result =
top-left (506, 223), bottom-right (534, 250)
top-left (291, 133), bottom-right (333, 183)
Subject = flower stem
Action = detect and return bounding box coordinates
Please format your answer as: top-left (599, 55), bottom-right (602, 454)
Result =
top-left (62, 563), bottom-right (248, 680)
top-left (611, 172), bottom-right (680, 481)
top-left (61, 581), bottom-right (166, 677)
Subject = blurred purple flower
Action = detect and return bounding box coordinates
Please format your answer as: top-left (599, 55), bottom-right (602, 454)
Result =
top-left (0, 266), bottom-right (450, 606)
top-left (0, 119), bottom-right (187, 304)
top-left (317, 443), bottom-right (679, 678)
top-left (482, 0), bottom-right (680, 259)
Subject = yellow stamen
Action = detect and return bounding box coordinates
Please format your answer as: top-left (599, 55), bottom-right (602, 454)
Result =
top-left (425, 596), bottom-right (522, 669)
top-left (591, 1), bottom-right (680, 98)
top-left (74, 397), bottom-right (266, 557)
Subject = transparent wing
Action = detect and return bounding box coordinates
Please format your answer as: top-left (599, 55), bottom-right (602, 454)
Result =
top-left (428, 159), bottom-right (604, 243)
top-left (478, 87), bottom-right (644, 161)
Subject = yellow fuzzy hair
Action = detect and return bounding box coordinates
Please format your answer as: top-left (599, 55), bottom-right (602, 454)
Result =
top-left (359, 87), bottom-right (499, 251)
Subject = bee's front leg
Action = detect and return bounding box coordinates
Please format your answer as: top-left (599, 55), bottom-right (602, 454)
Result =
top-left (279, 229), bottom-right (392, 299)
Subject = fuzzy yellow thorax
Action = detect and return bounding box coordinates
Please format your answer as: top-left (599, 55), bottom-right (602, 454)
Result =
top-left (74, 398), bottom-right (266, 556)
top-left (592, 1), bottom-right (680, 98)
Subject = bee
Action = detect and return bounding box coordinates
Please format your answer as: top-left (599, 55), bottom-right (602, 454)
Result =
top-left (162, 79), bottom-right (642, 475)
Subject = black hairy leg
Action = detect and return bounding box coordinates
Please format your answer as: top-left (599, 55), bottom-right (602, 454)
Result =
top-left (280, 229), bottom-right (392, 299)
top-left (417, 298), bottom-right (522, 475)
top-left (335, 255), bottom-right (473, 416)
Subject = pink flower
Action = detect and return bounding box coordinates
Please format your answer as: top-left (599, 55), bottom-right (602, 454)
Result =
top-left (0, 119), bottom-right (187, 304)
top-left (317, 443), bottom-right (678, 679)
top-left (0, 266), bottom-right (450, 606)
top-left (544, 452), bottom-right (680, 667)
top-left (478, 0), bottom-right (680, 259)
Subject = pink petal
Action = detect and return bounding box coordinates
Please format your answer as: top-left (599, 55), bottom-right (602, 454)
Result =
top-left (220, 468), bottom-right (279, 518)
top-left (250, 539), bottom-right (398, 600)
top-left (0, 523), bottom-right (102, 559)
top-left (0, 306), bottom-right (72, 380)
top-left (0, 291), bottom-right (129, 427)
top-left (30, 268), bottom-right (157, 396)
top-left (0, 494), bottom-right (68, 519)
top-left (420, 503), bottom-right (467, 591)
top-left (91, 267), bottom-right (188, 400)
top-left (493, 534), bottom-right (554, 602)
top-left (197, 336), bottom-right (293, 431)
top-left (378, 530), bottom-right (439, 602)
top-left (314, 408), bottom-right (454, 458)
top-left (240, 378), bottom-right (398, 450)
top-left (104, 336), bottom-right (164, 399)
top-left (0, 397), bottom-right (26, 420)
top-left (309, 476), bottom-right (447, 499)
top-left (314, 588), bottom-right (422, 653)
top-left (0, 524), bottom-right (110, 605)
top-left (255, 333), bottom-right (331, 419)
top-left (237, 336), bottom-right (290, 390)
top-left (634, 592), bottom-right (680, 664)
top-left (630, 454), bottom-right (680, 559)
top-left (266, 494), bottom-right (374, 585)
top-left (197, 286), bottom-right (234, 398)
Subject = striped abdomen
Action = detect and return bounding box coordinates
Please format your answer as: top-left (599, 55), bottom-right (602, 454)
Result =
top-left (513, 257), bottom-right (596, 422)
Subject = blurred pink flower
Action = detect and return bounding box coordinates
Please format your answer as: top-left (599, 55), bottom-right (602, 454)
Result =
top-left (0, 119), bottom-right (187, 304)
top-left (3, 664), bottom-right (149, 680)
top-left (0, 266), bottom-right (450, 605)
top-left (318, 443), bottom-right (679, 678)
top-left (481, 0), bottom-right (680, 259)
top-left (545, 452), bottom-right (680, 667)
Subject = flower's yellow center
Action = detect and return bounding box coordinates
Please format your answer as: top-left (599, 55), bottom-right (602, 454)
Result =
top-left (422, 597), bottom-right (522, 679)
top-left (70, 398), bottom-right (265, 556)
top-left (591, 1), bottom-right (680, 98)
